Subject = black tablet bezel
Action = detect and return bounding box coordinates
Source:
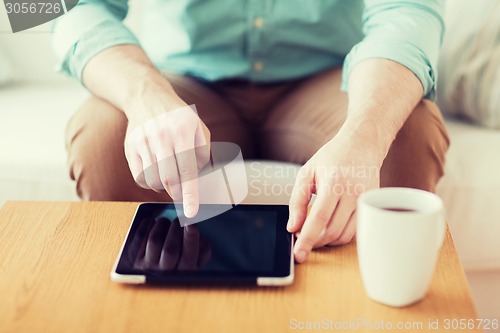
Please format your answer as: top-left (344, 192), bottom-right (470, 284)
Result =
top-left (112, 203), bottom-right (293, 285)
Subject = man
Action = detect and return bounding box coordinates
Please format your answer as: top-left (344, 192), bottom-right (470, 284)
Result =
top-left (53, 0), bottom-right (449, 263)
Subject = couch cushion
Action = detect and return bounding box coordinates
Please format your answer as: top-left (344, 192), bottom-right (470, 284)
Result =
top-left (436, 119), bottom-right (500, 270)
top-left (437, 0), bottom-right (500, 129)
top-left (0, 83), bottom-right (88, 203)
top-left (0, 47), bottom-right (14, 85)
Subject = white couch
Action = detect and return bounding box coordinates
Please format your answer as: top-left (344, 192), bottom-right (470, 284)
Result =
top-left (1, 1), bottom-right (498, 321)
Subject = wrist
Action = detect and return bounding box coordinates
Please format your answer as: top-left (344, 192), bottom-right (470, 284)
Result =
top-left (123, 70), bottom-right (185, 122)
top-left (337, 116), bottom-right (395, 163)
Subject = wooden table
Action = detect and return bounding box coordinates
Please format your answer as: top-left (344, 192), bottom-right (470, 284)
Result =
top-left (0, 201), bottom-right (479, 333)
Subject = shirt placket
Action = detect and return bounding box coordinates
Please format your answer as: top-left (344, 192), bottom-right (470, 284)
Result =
top-left (247, 0), bottom-right (272, 77)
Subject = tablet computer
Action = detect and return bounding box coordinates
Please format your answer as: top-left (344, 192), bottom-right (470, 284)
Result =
top-left (111, 203), bottom-right (294, 286)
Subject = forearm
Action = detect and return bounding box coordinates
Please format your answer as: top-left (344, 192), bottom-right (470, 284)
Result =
top-left (340, 58), bottom-right (424, 161)
top-left (82, 45), bottom-right (184, 122)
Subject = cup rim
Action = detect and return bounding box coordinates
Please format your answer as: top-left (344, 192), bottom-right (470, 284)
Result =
top-left (359, 187), bottom-right (443, 215)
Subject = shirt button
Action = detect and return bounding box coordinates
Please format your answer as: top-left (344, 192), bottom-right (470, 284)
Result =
top-left (253, 61), bottom-right (264, 72)
top-left (254, 17), bottom-right (264, 28)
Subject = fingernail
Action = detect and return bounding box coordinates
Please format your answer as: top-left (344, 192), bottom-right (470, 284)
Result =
top-left (287, 219), bottom-right (294, 231)
top-left (295, 250), bottom-right (307, 263)
top-left (185, 205), bottom-right (195, 218)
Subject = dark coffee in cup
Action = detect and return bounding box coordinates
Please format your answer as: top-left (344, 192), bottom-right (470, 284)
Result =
top-left (381, 207), bottom-right (416, 213)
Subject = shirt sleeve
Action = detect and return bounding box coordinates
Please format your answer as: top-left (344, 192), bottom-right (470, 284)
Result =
top-left (52, 0), bottom-right (140, 83)
top-left (341, 0), bottom-right (445, 99)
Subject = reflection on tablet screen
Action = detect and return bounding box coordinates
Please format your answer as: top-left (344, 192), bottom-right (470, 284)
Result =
top-left (124, 207), bottom-right (277, 274)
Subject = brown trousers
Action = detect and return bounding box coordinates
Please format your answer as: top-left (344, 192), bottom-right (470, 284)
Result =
top-left (66, 67), bottom-right (449, 202)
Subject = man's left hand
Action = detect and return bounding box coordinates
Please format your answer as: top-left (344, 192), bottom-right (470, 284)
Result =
top-left (287, 133), bottom-right (383, 263)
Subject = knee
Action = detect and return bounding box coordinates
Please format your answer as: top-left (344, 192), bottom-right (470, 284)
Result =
top-left (404, 100), bottom-right (450, 166)
top-left (66, 97), bottom-right (129, 201)
top-left (382, 100), bottom-right (450, 191)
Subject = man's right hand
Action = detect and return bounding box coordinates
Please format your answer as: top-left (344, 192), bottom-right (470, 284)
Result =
top-left (124, 86), bottom-right (211, 218)
top-left (81, 45), bottom-right (211, 217)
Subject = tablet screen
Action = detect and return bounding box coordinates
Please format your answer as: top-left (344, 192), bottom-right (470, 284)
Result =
top-left (115, 203), bottom-right (292, 283)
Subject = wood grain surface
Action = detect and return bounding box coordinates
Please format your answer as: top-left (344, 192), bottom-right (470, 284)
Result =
top-left (0, 201), bottom-right (479, 333)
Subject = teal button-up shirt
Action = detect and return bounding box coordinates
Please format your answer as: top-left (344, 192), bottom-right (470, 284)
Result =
top-left (53, 0), bottom-right (445, 99)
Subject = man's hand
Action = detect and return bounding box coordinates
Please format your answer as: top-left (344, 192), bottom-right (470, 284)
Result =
top-left (287, 132), bottom-right (382, 263)
top-left (287, 58), bottom-right (425, 264)
top-left (124, 89), bottom-right (211, 218)
top-left (82, 45), bottom-right (211, 218)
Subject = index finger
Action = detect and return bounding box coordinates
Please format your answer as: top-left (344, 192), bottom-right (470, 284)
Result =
top-left (294, 188), bottom-right (338, 263)
top-left (175, 144), bottom-right (199, 218)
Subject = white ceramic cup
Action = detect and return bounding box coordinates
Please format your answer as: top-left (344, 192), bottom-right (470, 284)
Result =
top-left (357, 187), bottom-right (446, 307)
